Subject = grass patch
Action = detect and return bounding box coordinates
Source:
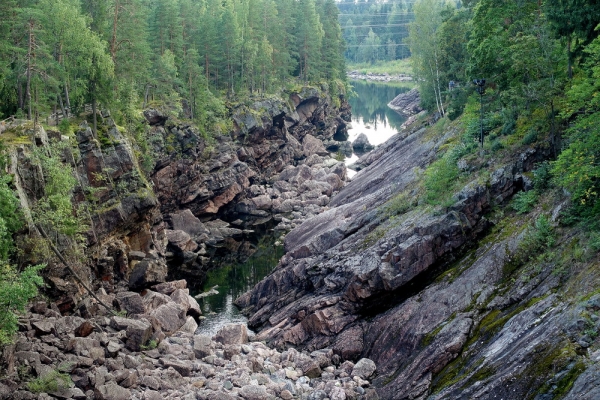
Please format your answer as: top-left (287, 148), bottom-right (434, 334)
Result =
top-left (27, 370), bottom-right (72, 393)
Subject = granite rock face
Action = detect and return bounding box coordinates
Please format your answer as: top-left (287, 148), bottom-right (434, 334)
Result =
top-left (236, 115), bottom-right (587, 399)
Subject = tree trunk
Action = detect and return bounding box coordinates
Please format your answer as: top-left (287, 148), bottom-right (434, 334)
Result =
top-left (26, 19), bottom-right (34, 121)
top-left (57, 91), bottom-right (67, 121)
top-left (64, 84), bottom-right (71, 116)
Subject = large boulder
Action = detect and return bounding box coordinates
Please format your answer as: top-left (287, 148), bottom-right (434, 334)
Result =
top-left (94, 382), bottom-right (131, 400)
top-left (114, 292), bottom-right (145, 316)
top-left (149, 302), bottom-right (187, 334)
top-left (169, 209), bottom-right (209, 238)
top-left (110, 316), bottom-right (153, 351)
top-left (128, 256), bottom-right (168, 291)
top-left (214, 324), bottom-right (248, 345)
top-left (352, 133), bottom-right (374, 151)
top-left (302, 135), bottom-right (328, 157)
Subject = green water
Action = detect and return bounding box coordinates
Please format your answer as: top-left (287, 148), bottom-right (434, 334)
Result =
top-left (195, 236), bottom-right (284, 336)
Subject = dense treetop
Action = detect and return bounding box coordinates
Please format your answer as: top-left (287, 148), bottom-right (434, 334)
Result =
top-left (0, 0), bottom-right (347, 126)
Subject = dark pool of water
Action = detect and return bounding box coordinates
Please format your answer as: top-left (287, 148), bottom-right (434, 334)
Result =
top-left (193, 236), bottom-right (284, 336)
top-left (345, 80), bottom-right (409, 167)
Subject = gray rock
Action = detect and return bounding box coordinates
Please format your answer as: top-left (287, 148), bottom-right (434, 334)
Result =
top-left (351, 358), bottom-right (376, 379)
top-left (193, 335), bottom-right (213, 359)
top-left (94, 382), bottom-right (131, 400)
top-left (129, 258), bottom-right (168, 291)
top-left (149, 302), bottom-right (187, 334)
top-left (352, 133), bottom-right (374, 151)
top-left (110, 316), bottom-right (152, 351)
top-left (152, 280), bottom-right (188, 295)
top-left (214, 324), bottom-right (248, 345)
top-left (240, 384), bottom-right (269, 400)
top-left (114, 292), bottom-right (145, 315)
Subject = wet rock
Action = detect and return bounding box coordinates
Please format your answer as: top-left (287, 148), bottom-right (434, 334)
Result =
top-left (352, 133), bottom-right (374, 151)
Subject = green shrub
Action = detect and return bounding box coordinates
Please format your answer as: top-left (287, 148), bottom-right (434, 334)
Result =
top-left (511, 190), bottom-right (538, 214)
top-left (27, 370), bottom-right (72, 393)
top-left (424, 157), bottom-right (460, 206)
top-left (58, 119), bottom-right (72, 136)
top-left (522, 129), bottom-right (538, 145)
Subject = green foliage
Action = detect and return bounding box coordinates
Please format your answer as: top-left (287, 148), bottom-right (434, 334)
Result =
top-left (141, 339), bottom-right (158, 351)
top-left (511, 191), bottom-right (538, 215)
top-left (423, 156), bottom-right (460, 207)
top-left (27, 369), bottom-right (72, 393)
top-left (33, 142), bottom-right (87, 238)
top-left (0, 263), bottom-right (44, 345)
top-left (0, 175), bottom-right (23, 260)
top-left (58, 119), bottom-right (72, 136)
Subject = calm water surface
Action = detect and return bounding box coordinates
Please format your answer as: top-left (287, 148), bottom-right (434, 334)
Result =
top-left (345, 80), bottom-right (409, 166)
top-left (194, 237), bottom-right (284, 336)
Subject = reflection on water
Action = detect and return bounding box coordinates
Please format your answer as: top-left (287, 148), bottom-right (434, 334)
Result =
top-left (346, 80), bottom-right (409, 165)
top-left (194, 236), bottom-right (284, 336)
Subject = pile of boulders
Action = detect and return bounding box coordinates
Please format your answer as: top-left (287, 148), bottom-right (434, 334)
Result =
top-left (236, 155), bottom-right (348, 233)
top-left (1, 280), bottom-right (378, 400)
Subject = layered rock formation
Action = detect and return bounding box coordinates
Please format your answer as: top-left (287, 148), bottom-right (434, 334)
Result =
top-left (236, 111), bottom-right (598, 399)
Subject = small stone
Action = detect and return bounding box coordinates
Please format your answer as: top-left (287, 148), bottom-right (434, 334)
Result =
top-left (280, 389), bottom-right (293, 400)
top-left (223, 380), bottom-right (234, 390)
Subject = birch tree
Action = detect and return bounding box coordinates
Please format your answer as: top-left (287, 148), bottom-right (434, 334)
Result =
top-left (408, 0), bottom-right (446, 116)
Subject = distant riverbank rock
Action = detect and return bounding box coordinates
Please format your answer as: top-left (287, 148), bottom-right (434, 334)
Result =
top-left (348, 71), bottom-right (413, 83)
top-left (352, 133), bottom-right (375, 152)
top-left (387, 88), bottom-right (422, 116)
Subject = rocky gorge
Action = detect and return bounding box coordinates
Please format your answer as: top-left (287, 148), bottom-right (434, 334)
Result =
top-left (2, 82), bottom-right (600, 400)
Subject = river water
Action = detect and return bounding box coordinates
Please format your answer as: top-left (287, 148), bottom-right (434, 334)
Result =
top-left (194, 80), bottom-right (409, 335)
top-left (345, 80), bottom-right (409, 166)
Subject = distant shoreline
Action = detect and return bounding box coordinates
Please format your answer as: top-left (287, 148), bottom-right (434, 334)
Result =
top-left (347, 70), bottom-right (413, 83)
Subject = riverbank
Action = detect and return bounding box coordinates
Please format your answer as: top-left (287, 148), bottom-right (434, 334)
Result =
top-left (347, 71), bottom-right (413, 84)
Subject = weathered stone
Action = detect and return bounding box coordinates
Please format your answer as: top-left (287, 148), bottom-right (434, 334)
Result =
top-left (352, 133), bottom-right (374, 151)
top-left (129, 258), bottom-right (168, 291)
top-left (152, 280), bottom-right (187, 295)
top-left (141, 290), bottom-right (172, 313)
top-left (114, 292), bottom-right (145, 315)
top-left (214, 324), bottom-right (248, 345)
top-left (74, 321), bottom-right (95, 337)
top-left (240, 384), bottom-right (269, 400)
top-left (351, 358), bottom-right (376, 379)
top-left (160, 358), bottom-right (193, 377)
top-left (170, 209), bottom-right (210, 238)
top-left (94, 382), bottom-right (131, 400)
top-left (178, 316), bottom-right (198, 335)
top-left (193, 335), bottom-right (213, 359)
top-left (149, 302), bottom-right (187, 334)
top-left (109, 316), bottom-right (152, 351)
